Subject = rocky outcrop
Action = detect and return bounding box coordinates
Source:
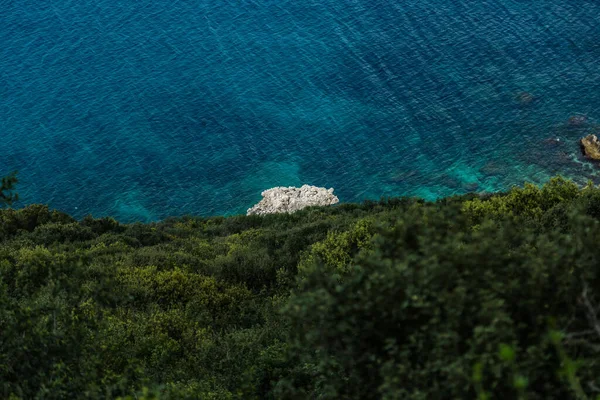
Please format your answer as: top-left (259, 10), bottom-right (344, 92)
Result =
top-left (569, 114), bottom-right (588, 126)
top-left (247, 185), bottom-right (339, 216)
top-left (516, 92), bottom-right (535, 105)
top-left (580, 134), bottom-right (600, 160)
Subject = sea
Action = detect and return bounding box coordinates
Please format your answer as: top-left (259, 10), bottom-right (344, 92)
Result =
top-left (1, 0), bottom-right (600, 222)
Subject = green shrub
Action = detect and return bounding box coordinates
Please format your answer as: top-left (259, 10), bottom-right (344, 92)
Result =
top-left (28, 222), bottom-right (97, 245)
top-left (281, 203), bottom-right (600, 399)
top-left (0, 171), bottom-right (18, 207)
top-left (462, 176), bottom-right (581, 225)
top-left (0, 204), bottom-right (75, 239)
top-left (298, 218), bottom-right (375, 279)
top-left (80, 215), bottom-right (126, 235)
top-left (3, 177), bottom-right (600, 399)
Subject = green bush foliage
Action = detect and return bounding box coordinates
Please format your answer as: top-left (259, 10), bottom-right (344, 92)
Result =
top-left (2, 177), bottom-right (600, 399)
top-left (0, 171), bottom-right (18, 207)
top-left (462, 176), bottom-right (582, 225)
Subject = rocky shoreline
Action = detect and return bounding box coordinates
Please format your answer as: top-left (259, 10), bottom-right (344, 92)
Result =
top-left (580, 134), bottom-right (600, 161)
top-left (245, 128), bottom-right (598, 217)
top-left (247, 185), bottom-right (339, 216)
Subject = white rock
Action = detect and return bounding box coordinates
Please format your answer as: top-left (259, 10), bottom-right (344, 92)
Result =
top-left (247, 185), bottom-right (339, 216)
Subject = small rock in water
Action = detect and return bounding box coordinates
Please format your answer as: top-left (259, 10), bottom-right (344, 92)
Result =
top-left (516, 92), bottom-right (535, 105)
top-left (389, 169), bottom-right (419, 183)
top-left (479, 161), bottom-right (508, 177)
top-left (569, 114), bottom-right (588, 126)
top-left (580, 134), bottom-right (600, 160)
top-left (543, 137), bottom-right (562, 146)
top-left (462, 182), bottom-right (480, 192)
top-left (247, 185), bottom-right (339, 216)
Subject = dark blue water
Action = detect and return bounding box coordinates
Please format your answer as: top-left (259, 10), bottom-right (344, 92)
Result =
top-left (2, 0), bottom-right (600, 222)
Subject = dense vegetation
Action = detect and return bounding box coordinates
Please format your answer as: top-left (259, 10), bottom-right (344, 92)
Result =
top-left (2, 174), bottom-right (600, 399)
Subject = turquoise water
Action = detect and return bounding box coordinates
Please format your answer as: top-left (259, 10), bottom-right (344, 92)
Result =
top-left (1, 0), bottom-right (600, 222)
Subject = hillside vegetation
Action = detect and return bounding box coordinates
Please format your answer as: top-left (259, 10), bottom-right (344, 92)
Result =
top-left (2, 176), bottom-right (600, 399)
